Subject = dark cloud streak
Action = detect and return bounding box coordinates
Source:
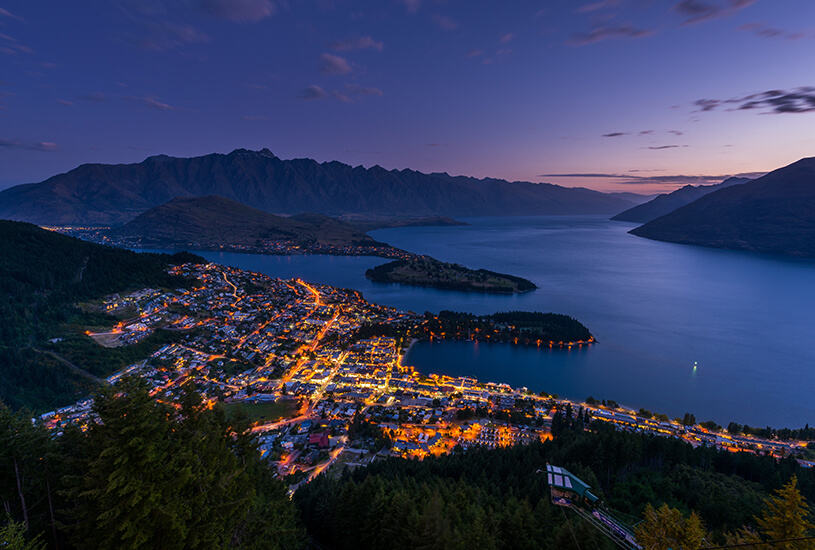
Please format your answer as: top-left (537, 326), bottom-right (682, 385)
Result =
top-left (0, 139), bottom-right (58, 152)
top-left (695, 87), bottom-right (815, 114)
top-left (540, 171), bottom-right (764, 186)
top-left (739, 22), bottom-right (815, 40)
top-left (570, 24), bottom-right (652, 45)
top-left (674, 0), bottom-right (755, 25)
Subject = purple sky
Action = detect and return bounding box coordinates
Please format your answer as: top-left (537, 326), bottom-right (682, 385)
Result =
top-left (1, 0), bottom-right (814, 193)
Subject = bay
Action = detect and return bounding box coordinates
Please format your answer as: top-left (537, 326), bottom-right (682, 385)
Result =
top-left (143, 215), bottom-right (815, 428)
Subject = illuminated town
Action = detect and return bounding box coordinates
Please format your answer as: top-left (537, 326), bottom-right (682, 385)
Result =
top-left (41, 263), bottom-right (814, 490)
top-left (44, 225), bottom-right (424, 261)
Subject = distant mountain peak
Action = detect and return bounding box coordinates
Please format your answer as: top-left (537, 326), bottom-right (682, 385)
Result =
top-left (144, 154), bottom-right (176, 163)
top-left (0, 149), bottom-right (634, 225)
top-left (611, 176), bottom-right (751, 224)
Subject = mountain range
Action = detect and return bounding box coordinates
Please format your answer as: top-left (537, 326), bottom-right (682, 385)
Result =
top-left (0, 148), bottom-right (633, 226)
top-left (611, 177), bottom-right (751, 224)
top-left (108, 195), bottom-right (380, 248)
top-left (630, 157), bottom-right (815, 256)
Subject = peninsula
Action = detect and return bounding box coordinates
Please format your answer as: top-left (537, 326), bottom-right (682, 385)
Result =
top-left (365, 257), bottom-right (537, 294)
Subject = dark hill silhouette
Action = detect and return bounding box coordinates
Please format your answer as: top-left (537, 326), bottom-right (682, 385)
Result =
top-left (611, 177), bottom-right (751, 223)
top-left (107, 195), bottom-right (379, 248)
top-left (630, 157), bottom-right (815, 256)
top-left (0, 148), bottom-right (633, 225)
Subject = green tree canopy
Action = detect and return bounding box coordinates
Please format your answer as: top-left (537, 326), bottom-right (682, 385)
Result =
top-left (755, 476), bottom-right (815, 550)
top-left (635, 503), bottom-right (708, 550)
top-left (60, 378), bottom-right (305, 549)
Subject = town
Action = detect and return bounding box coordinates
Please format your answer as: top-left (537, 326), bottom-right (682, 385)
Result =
top-left (40, 262), bottom-right (815, 491)
top-left (45, 225), bottom-right (424, 261)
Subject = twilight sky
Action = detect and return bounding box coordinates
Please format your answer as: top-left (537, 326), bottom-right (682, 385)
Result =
top-left (1, 0), bottom-right (815, 193)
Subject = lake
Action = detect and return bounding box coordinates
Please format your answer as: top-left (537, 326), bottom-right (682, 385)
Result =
top-left (148, 215), bottom-right (815, 428)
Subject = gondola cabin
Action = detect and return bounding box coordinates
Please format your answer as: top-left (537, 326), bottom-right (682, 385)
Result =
top-left (545, 464), bottom-right (599, 509)
top-left (545, 464), bottom-right (641, 550)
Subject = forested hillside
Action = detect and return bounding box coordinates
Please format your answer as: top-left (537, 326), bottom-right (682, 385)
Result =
top-left (0, 220), bottom-right (202, 410)
top-left (295, 423), bottom-right (815, 549)
top-left (0, 379), bottom-right (306, 550)
top-left (3, 383), bottom-right (815, 549)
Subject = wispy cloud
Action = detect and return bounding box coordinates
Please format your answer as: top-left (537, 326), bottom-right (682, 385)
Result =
top-left (577, 0), bottom-right (623, 14)
top-left (431, 14), bottom-right (459, 31)
top-left (0, 7), bottom-right (24, 21)
top-left (77, 92), bottom-right (108, 102)
top-left (330, 90), bottom-right (351, 103)
top-left (738, 22), bottom-right (815, 41)
top-left (570, 24), bottom-right (652, 45)
top-left (196, 0), bottom-right (276, 22)
top-left (296, 85), bottom-right (328, 100)
top-left (542, 173), bottom-right (633, 178)
top-left (297, 83), bottom-right (382, 103)
top-left (0, 139), bottom-right (58, 152)
top-left (330, 35), bottom-right (383, 51)
top-left (121, 95), bottom-right (178, 110)
top-left (126, 20), bottom-right (209, 51)
top-left (540, 172), bottom-right (763, 186)
top-left (498, 32), bottom-right (514, 44)
top-left (673, 0), bottom-right (755, 25)
top-left (0, 32), bottom-right (33, 56)
top-left (319, 53), bottom-right (352, 74)
top-left (346, 83), bottom-right (383, 97)
top-left (644, 145), bottom-right (687, 149)
top-left (399, 0), bottom-right (421, 14)
top-left (604, 130), bottom-right (686, 138)
top-left (694, 87), bottom-right (815, 114)
top-left (111, 0), bottom-right (269, 54)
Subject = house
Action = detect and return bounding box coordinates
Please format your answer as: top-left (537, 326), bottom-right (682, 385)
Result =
top-left (308, 431), bottom-right (330, 448)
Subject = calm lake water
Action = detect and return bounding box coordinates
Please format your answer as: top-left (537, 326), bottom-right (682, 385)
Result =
top-left (146, 215), bottom-right (815, 428)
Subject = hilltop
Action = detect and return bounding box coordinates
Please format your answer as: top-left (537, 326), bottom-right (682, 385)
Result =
top-left (0, 148), bottom-right (633, 225)
top-left (108, 195), bottom-right (383, 249)
top-left (611, 177), bottom-right (751, 223)
top-left (630, 157), bottom-right (815, 256)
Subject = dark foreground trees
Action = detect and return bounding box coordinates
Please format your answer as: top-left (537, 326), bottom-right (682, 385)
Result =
top-left (0, 379), bottom-right (306, 550)
top-left (295, 423), bottom-right (815, 550)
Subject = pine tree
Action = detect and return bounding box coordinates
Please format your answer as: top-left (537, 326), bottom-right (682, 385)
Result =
top-left (0, 404), bottom-right (52, 536)
top-left (756, 476), bottom-right (815, 550)
top-left (0, 519), bottom-right (45, 550)
top-left (60, 378), bottom-right (306, 549)
top-left (635, 503), bottom-right (708, 550)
